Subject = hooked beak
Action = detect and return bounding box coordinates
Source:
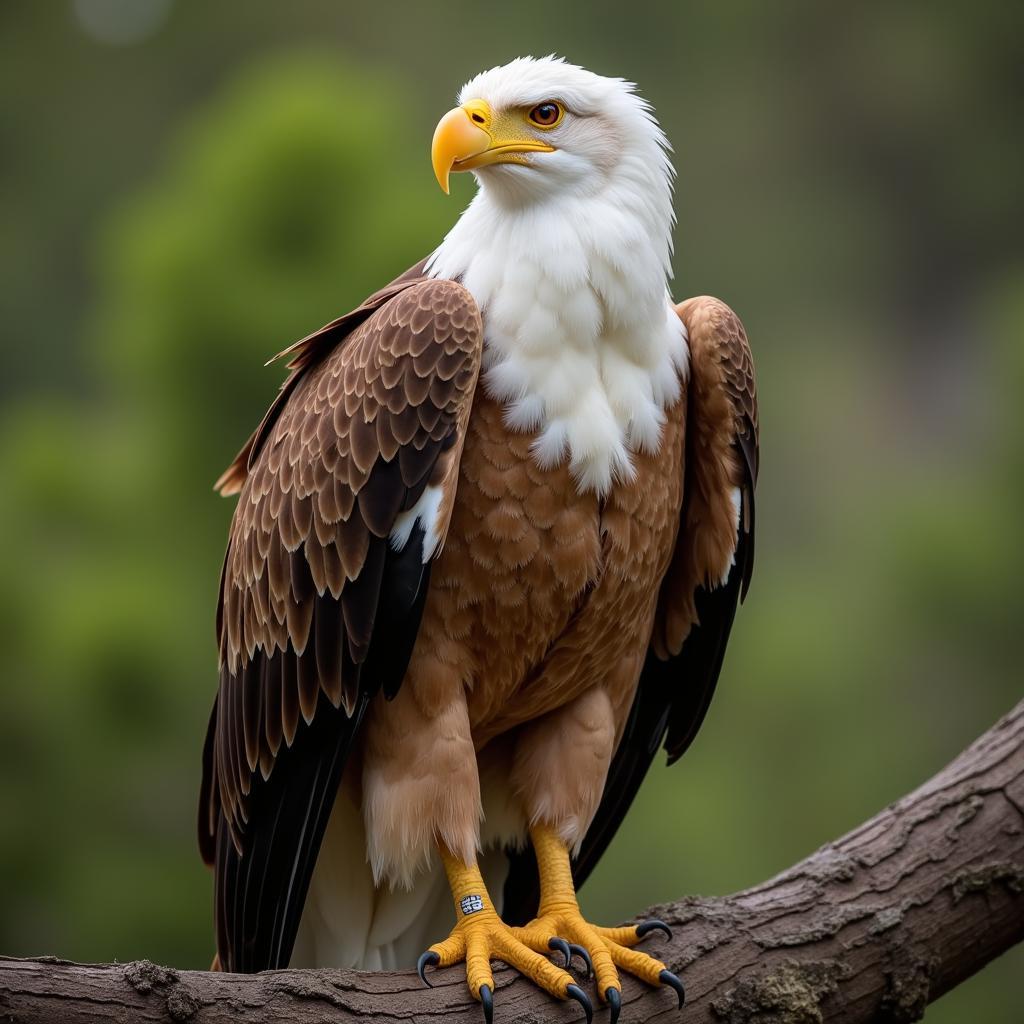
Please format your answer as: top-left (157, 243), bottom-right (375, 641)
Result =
top-left (431, 98), bottom-right (555, 194)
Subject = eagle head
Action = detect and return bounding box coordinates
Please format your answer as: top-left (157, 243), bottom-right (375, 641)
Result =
top-left (431, 56), bottom-right (673, 210)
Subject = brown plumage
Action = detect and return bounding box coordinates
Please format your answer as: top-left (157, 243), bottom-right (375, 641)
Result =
top-left (199, 262), bottom-right (757, 973)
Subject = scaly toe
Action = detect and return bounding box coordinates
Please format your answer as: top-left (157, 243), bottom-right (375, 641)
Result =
top-left (511, 912), bottom-right (631, 1000)
top-left (593, 918), bottom-right (673, 948)
top-left (558, 920), bottom-right (620, 1000)
top-left (603, 941), bottom-right (667, 985)
top-left (525, 909), bottom-right (687, 1000)
top-left (494, 931), bottom-right (579, 998)
top-left (424, 909), bottom-right (581, 1010)
top-left (602, 942), bottom-right (685, 1008)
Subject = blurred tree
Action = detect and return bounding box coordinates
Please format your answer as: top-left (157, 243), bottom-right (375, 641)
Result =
top-left (0, 54), bottom-right (450, 968)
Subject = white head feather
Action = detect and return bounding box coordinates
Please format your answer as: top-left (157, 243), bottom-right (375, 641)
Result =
top-left (427, 56), bottom-right (687, 495)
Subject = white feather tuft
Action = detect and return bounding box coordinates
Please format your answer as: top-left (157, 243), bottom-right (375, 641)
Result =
top-left (718, 486), bottom-right (743, 587)
top-left (390, 485), bottom-right (444, 562)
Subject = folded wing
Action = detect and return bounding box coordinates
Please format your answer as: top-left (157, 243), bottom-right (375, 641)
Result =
top-left (198, 273), bottom-right (483, 972)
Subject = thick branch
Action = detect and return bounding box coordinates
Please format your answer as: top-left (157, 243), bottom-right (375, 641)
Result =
top-left (3, 700), bottom-right (1023, 1024)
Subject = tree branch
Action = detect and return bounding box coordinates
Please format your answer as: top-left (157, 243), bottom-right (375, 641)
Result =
top-left (3, 700), bottom-right (1023, 1024)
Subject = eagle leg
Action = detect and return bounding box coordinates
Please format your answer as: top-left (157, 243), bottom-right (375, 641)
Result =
top-left (419, 844), bottom-right (593, 1022)
top-left (507, 824), bottom-right (685, 1020)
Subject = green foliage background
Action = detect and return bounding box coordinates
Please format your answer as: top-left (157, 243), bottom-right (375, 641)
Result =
top-left (0, 3), bottom-right (1021, 1019)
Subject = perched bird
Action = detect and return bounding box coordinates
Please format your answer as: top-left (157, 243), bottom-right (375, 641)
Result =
top-left (199, 55), bottom-right (758, 1023)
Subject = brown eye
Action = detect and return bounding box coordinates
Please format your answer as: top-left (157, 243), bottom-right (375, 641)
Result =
top-left (528, 101), bottom-right (563, 128)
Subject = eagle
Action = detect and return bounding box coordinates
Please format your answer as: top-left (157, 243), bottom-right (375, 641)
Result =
top-left (199, 56), bottom-right (758, 1024)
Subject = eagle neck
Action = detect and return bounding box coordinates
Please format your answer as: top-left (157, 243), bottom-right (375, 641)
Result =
top-left (426, 189), bottom-right (687, 496)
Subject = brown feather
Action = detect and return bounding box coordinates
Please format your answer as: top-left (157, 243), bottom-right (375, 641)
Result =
top-left (241, 657), bottom-right (261, 774)
top-left (203, 265), bottom-right (484, 958)
top-left (314, 595), bottom-right (343, 709)
top-left (296, 637), bottom-right (320, 725)
top-left (280, 652), bottom-right (300, 748)
top-left (651, 296), bottom-right (758, 658)
top-left (340, 536), bottom-right (386, 659)
top-left (357, 457), bottom-right (408, 538)
top-left (263, 652), bottom-right (283, 759)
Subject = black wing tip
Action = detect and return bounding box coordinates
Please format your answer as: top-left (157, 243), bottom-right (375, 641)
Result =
top-left (735, 435), bottom-right (758, 602)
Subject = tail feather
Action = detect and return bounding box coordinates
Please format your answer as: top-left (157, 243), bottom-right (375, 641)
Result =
top-left (292, 787), bottom-right (455, 969)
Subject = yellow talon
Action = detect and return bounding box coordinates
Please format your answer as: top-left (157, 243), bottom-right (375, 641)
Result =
top-left (421, 845), bottom-right (591, 1020)
top-left (419, 833), bottom-right (681, 1021)
top-left (510, 823), bottom-right (684, 1016)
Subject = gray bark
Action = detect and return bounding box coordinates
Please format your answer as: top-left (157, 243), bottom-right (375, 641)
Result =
top-left (2, 699), bottom-right (1022, 1024)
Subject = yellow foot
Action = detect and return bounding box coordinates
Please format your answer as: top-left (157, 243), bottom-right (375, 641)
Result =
top-left (420, 846), bottom-right (595, 1023)
top-left (509, 825), bottom-right (685, 1023)
top-left (509, 913), bottom-right (682, 1023)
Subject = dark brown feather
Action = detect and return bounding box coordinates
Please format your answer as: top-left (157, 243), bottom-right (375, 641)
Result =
top-left (296, 635), bottom-right (320, 725)
top-left (313, 594), bottom-right (343, 709)
top-left (200, 264), bottom-right (483, 973)
top-left (357, 456), bottom-right (410, 538)
top-left (340, 535), bottom-right (386, 658)
top-left (241, 657), bottom-right (261, 774)
top-left (281, 653), bottom-right (300, 748)
top-left (263, 652), bottom-right (283, 759)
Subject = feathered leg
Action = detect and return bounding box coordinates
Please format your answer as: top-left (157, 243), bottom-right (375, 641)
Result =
top-left (506, 686), bottom-right (685, 1019)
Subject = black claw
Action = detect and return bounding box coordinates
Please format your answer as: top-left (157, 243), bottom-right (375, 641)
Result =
top-left (549, 936), bottom-right (573, 968)
top-left (636, 919), bottom-right (673, 942)
top-left (568, 943), bottom-right (593, 978)
top-left (606, 987), bottom-right (621, 1024)
top-left (480, 983), bottom-right (494, 1024)
top-left (659, 969), bottom-right (686, 1009)
top-left (417, 950), bottom-right (439, 987)
top-left (566, 983), bottom-right (594, 1024)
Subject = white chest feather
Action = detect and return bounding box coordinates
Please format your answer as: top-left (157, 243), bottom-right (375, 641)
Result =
top-left (427, 196), bottom-right (688, 495)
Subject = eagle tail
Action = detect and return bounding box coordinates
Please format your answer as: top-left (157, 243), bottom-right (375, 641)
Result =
top-left (294, 787), bottom-right (516, 970)
top-left (292, 787), bottom-right (452, 970)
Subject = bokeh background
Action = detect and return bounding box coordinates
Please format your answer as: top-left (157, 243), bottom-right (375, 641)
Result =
top-left (1, 1), bottom-right (1021, 1018)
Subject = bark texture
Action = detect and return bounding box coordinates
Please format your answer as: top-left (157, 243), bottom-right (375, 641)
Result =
top-left (2, 700), bottom-right (1022, 1024)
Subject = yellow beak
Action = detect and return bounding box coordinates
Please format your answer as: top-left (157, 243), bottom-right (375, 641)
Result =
top-left (431, 99), bottom-right (555, 194)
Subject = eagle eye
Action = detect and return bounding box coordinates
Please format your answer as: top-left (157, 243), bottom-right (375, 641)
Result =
top-left (528, 101), bottom-right (564, 129)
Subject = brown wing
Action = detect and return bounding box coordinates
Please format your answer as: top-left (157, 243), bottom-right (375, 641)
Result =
top-left (652, 296), bottom-right (758, 663)
top-left (505, 296), bottom-right (758, 913)
top-left (199, 274), bottom-right (482, 972)
top-left (214, 258), bottom-right (431, 498)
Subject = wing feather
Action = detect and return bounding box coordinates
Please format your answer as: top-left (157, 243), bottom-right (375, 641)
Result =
top-left (199, 268), bottom-right (482, 972)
